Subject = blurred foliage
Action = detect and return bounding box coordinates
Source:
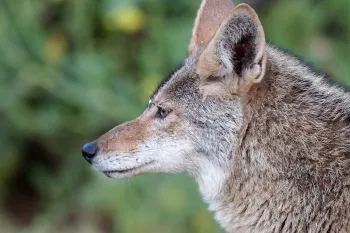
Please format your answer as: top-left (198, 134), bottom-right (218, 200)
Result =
top-left (0, 0), bottom-right (349, 232)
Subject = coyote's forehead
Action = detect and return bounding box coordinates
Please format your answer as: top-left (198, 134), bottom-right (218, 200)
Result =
top-left (151, 58), bottom-right (201, 106)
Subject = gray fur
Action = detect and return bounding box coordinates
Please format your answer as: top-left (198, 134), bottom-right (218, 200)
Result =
top-left (86, 3), bottom-right (350, 233)
top-left (150, 44), bottom-right (350, 232)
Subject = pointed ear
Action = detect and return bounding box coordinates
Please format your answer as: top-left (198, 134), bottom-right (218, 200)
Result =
top-left (197, 4), bottom-right (267, 98)
top-left (189, 0), bottom-right (235, 56)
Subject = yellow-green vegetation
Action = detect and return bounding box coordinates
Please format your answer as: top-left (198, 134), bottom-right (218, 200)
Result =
top-left (0, 0), bottom-right (349, 232)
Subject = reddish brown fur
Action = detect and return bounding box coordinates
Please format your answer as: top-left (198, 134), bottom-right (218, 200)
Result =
top-left (96, 106), bottom-right (183, 155)
top-left (97, 115), bottom-right (151, 154)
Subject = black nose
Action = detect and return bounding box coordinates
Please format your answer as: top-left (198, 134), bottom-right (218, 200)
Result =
top-left (82, 141), bottom-right (97, 163)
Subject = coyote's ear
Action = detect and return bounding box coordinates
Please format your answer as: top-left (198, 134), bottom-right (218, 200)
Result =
top-left (189, 0), bottom-right (235, 56)
top-left (197, 4), bottom-right (267, 98)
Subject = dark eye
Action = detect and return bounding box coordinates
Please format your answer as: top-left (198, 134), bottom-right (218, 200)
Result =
top-left (155, 106), bottom-right (170, 119)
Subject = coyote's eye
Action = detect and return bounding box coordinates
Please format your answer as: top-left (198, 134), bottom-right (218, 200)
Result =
top-left (155, 106), bottom-right (171, 119)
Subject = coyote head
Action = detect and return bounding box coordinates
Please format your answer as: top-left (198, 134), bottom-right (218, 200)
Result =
top-left (82, 1), bottom-right (350, 231)
top-left (82, 0), bottom-right (266, 192)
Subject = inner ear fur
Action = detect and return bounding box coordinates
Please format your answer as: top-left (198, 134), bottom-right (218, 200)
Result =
top-left (197, 4), bottom-right (267, 98)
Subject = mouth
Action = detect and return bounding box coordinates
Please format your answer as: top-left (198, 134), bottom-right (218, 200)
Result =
top-left (101, 160), bottom-right (154, 176)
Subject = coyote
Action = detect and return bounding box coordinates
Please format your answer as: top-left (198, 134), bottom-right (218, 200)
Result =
top-left (82, 0), bottom-right (350, 232)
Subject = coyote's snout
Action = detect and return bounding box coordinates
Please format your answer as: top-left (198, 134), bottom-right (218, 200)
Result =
top-left (82, 0), bottom-right (350, 232)
top-left (83, 101), bottom-right (195, 179)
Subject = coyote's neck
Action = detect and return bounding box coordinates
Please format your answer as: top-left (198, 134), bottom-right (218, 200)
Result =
top-left (195, 145), bottom-right (282, 232)
top-left (196, 47), bottom-right (350, 232)
top-left (195, 161), bottom-right (232, 230)
top-left (197, 145), bottom-right (350, 233)
top-left (195, 154), bottom-right (281, 232)
top-left (195, 160), bottom-right (227, 203)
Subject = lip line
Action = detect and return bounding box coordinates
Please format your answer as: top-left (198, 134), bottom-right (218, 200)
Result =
top-left (102, 160), bottom-right (154, 174)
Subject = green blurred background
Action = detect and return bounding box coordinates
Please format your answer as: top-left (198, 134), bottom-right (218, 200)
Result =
top-left (0, 0), bottom-right (349, 232)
